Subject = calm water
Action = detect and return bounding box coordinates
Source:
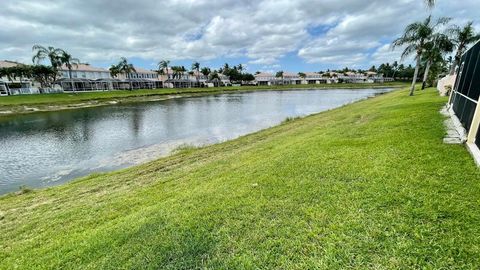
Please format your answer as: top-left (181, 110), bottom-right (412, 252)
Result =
top-left (0, 88), bottom-right (391, 194)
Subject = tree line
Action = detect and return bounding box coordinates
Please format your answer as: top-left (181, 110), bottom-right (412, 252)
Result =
top-left (392, 15), bottom-right (479, 96)
top-left (0, 45), bottom-right (80, 91)
top-left (155, 60), bottom-right (255, 84)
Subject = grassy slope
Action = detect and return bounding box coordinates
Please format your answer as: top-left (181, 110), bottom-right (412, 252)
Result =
top-left (1, 88), bottom-right (480, 269)
top-left (0, 82), bottom-right (406, 106)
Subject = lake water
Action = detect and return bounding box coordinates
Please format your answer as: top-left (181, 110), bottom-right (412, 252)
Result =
top-left (0, 88), bottom-right (392, 194)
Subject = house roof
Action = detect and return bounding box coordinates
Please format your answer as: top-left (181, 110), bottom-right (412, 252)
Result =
top-left (59, 63), bottom-right (108, 72)
top-left (0, 60), bottom-right (24, 68)
top-left (282, 72), bottom-right (299, 77)
top-left (133, 67), bottom-right (157, 74)
top-left (254, 72), bottom-right (274, 77)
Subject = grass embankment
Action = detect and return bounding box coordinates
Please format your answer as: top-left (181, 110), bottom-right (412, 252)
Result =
top-left (0, 82), bottom-right (407, 116)
top-left (1, 88), bottom-right (479, 269)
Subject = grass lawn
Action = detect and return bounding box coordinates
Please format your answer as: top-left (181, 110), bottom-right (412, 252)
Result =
top-left (1, 87), bottom-right (479, 269)
top-left (0, 82), bottom-right (406, 107)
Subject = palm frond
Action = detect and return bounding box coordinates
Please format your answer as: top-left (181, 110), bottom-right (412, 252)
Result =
top-left (400, 44), bottom-right (417, 60)
top-left (425, 0), bottom-right (435, 8)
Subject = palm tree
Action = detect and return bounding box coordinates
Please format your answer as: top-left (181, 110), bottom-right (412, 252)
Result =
top-left (421, 33), bottom-right (454, 89)
top-left (236, 64), bottom-right (244, 72)
top-left (32, 45), bottom-right (64, 67)
top-left (392, 61), bottom-right (399, 79)
top-left (59, 51), bottom-right (80, 93)
top-left (209, 71), bottom-right (220, 87)
top-left (392, 16), bottom-right (450, 96)
top-left (171, 66), bottom-right (183, 80)
top-left (298, 72), bottom-right (306, 83)
top-left (191, 62), bottom-right (200, 87)
top-left (109, 65), bottom-right (120, 78)
top-left (275, 71), bottom-right (284, 85)
top-left (116, 57), bottom-right (136, 90)
top-left (448, 22), bottom-right (480, 75)
top-left (32, 45), bottom-right (64, 82)
top-left (201, 67), bottom-right (211, 77)
top-left (223, 63), bottom-right (230, 72)
top-left (158, 60), bottom-right (170, 79)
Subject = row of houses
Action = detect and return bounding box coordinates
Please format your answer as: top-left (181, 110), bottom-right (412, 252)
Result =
top-left (254, 71), bottom-right (391, 86)
top-left (0, 60), bottom-right (392, 96)
top-left (0, 60), bottom-right (236, 96)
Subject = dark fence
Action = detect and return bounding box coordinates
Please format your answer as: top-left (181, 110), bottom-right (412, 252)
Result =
top-left (477, 124), bottom-right (480, 149)
top-left (451, 41), bottom-right (480, 132)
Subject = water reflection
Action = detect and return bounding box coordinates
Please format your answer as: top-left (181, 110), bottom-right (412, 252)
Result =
top-left (0, 88), bottom-right (391, 194)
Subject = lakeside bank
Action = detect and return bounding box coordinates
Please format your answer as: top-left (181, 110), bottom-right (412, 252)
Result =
top-left (1, 88), bottom-right (479, 269)
top-left (0, 82), bottom-right (407, 117)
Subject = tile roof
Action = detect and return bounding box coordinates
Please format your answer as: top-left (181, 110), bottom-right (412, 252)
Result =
top-left (254, 72), bottom-right (274, 77)
top-left (59, 63), bottom-right (108, 72)
top-left (0, 60), bottom-right (24, 68)
top-left (133, 67), bottom-right (157, 74)
top-left (282, 72), bottom-right (299, 77)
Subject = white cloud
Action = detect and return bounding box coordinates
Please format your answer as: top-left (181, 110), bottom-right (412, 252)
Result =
top-left (0, 0), bottom-right (479, 69)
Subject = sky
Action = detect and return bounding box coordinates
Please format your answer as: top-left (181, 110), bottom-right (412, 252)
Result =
top-left (1, 0), bottom-right (479, 73)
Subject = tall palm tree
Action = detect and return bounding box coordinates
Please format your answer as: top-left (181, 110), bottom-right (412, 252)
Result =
top-left (191, 62), bottom-right (200, 86)
top-left (158, 60), bottom-right (170, 79)
top-left (32, 45), bottom-right (64, 82)
top-left (448, 22), bottom-right (480, 75)
top-left (59, 51), bottom-right (80, 93)
top-left (392, 16), bottom-right (450, 96)
top-left (421, 33), bottom-right (453, 89)
top-left (117, 57), bottom-right (136, 90)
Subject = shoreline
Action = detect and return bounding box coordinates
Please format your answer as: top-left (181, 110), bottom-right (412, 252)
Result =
top-left (0, 83), bottom-right (407, 118)
top-left (0, 88), bottom-right (393, 196)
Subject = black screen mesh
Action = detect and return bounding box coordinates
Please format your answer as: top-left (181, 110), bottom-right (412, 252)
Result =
top-left (451, 41), bottom-right (480, 132)
top-left (477, 124), bottom-right (480, 148)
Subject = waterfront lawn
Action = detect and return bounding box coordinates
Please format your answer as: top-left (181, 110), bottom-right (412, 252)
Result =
top-left (0, 82), bottom-right (406, 107)
top-left (1, 88), bottom-right (480, 269)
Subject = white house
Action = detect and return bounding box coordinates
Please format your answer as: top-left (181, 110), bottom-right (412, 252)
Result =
top-left (59, 63), bottom-right (110, 80)
top-left (304, 72), bottom-right (329, 84)
top-left (254, 72), bottom-right (276, 85)
top-left (0, 60), bottom-right (40, 95)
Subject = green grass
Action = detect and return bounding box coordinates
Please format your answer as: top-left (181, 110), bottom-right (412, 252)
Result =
top-left (0, 82), bottom-right (406, 107)
top-left (1, 88), bottom-right (480, 269)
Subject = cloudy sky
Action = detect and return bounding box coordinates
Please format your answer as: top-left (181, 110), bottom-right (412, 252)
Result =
top-left (1, 0), bottom-right (479, 73)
